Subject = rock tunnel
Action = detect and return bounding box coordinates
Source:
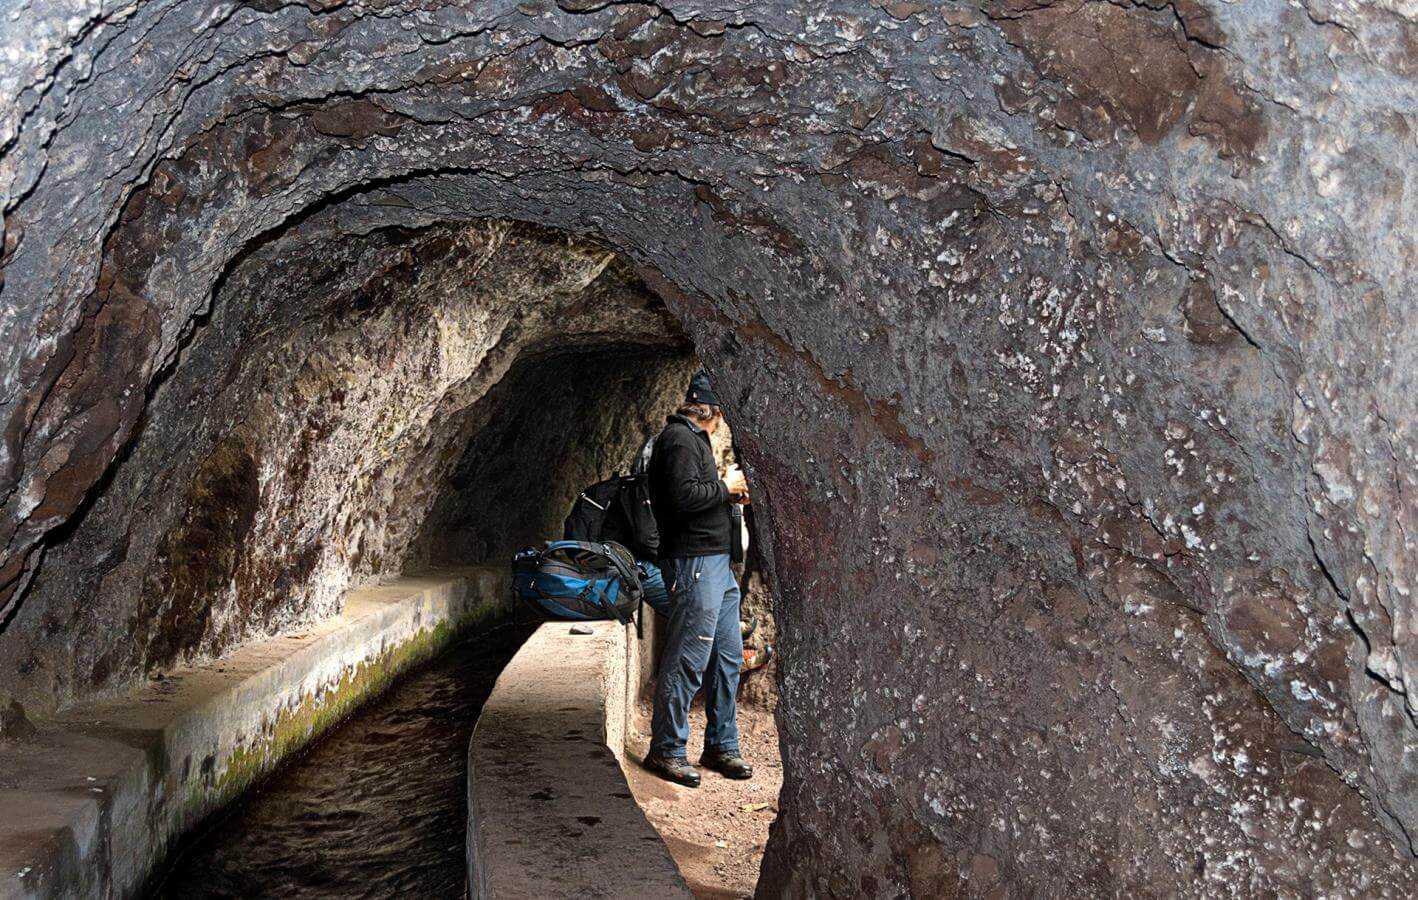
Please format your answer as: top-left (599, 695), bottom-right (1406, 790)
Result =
top-left (0, 0), bottom-right (1415, 895)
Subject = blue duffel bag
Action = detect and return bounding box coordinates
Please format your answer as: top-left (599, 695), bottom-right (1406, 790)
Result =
top-left (511, 540), bottom-right (643, 625)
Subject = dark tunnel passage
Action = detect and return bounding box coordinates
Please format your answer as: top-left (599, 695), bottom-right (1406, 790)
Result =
top-left (408, 346), bottom-right (699, 569)
top-left (1, 0), bottom-right (1416, 896)
top-left (0, 208), bottom-right (784, 897)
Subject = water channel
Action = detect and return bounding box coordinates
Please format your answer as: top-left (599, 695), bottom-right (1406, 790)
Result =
top-left (147, 621), bottom-right (534, 899)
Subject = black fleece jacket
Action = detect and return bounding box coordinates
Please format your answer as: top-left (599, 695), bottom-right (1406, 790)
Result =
top-left (649, 415), bottom-right (731, 559)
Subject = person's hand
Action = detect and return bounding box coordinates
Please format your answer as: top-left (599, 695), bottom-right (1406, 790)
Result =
top-left (725, 464), bottom-right (749, 501)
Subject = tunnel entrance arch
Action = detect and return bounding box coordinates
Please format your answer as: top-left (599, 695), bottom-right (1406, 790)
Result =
top-left (1, 0), bottom-right (1415, 895)
top-left (4, 194), bottom-right (796, 895)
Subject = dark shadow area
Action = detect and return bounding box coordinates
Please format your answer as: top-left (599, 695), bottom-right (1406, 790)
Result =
top-left (408, 347), bottom-right (696, 568)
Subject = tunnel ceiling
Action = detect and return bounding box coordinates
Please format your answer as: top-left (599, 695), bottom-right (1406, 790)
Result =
top-left (1, 0), bottom-right (1415, 894)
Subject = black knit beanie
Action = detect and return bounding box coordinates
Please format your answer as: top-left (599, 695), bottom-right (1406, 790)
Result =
top-left (686, 368), bottom-right (721, 407)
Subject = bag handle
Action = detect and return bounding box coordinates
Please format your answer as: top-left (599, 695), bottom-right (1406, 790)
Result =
top-left (600, 542), bottom-right (644, 602)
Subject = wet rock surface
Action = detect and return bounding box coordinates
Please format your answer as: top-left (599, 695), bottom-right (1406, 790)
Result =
top-left (0, 0), bottom-right (1414, 894)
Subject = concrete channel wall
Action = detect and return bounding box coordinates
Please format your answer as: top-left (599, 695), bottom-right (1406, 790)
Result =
top-left (467, 618), bottom-right (690, 899)
top-left (0, 568), bottom-right (505, 900)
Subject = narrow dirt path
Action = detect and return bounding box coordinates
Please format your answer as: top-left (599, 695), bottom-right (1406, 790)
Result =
top-left (624, 697), bottom-right (783, 899)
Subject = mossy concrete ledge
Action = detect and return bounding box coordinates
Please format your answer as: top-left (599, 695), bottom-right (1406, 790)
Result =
top-left (467, 619), bottom-right (689, 899)
top-left (0, 567), bottom-right (505, 900)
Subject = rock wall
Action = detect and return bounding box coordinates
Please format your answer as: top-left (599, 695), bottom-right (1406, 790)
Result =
top-left (0, 0), bottom-right (1414, 894)
top-left (412, 348), bottom-right (694, 566)
top-left (0, 217), bottom-right (686, 709)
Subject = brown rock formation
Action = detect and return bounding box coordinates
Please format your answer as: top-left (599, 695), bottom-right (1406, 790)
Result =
top-left (0, 0), bottom-right (1413, 893)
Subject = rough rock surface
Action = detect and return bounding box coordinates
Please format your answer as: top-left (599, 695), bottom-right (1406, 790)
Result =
top-left (0, 0), bottom-right (1414, 895)
top-left (0, 217), bottom-right (686, 705)
top-left (412, 348), bottom-right (694, 567)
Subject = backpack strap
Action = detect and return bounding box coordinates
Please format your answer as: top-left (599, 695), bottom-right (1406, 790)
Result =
top-left (600, 542), bottom-right (644, 601)
top-left (531, 540), bottom-right (642, 623)
top-left (581, 578), bottom-right (634, 625)
top-left (632, 434), bottom-right (655, 476)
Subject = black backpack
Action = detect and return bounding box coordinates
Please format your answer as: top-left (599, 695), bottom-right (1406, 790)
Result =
top-left (562, 437), bottom-right (659, 560)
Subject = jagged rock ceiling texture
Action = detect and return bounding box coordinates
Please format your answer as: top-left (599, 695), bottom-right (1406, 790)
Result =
top-left (1, 0), bottom-right (1414, 894)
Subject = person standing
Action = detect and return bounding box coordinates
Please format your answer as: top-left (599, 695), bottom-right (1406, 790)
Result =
top-left (643, 370), bottom-right (752, 787)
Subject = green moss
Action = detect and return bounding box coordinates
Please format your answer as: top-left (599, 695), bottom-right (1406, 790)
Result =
top-left (185, 599), bottom-right (500, 816)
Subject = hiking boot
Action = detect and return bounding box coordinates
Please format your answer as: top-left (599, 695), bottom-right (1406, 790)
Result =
top-left (699, 751), bottom-right (753, 780)
top-left (644, 754), bottom-right (701, 787)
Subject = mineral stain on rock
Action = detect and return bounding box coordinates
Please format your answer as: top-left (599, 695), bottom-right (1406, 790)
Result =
top-left (142, 436), bottom-right (262, 671)
top-left (989, 0), bottom-right (1265, 162)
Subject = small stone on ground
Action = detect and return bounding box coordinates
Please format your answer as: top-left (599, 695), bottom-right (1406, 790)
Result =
top-left (624, 697), bottom-right (782, 899)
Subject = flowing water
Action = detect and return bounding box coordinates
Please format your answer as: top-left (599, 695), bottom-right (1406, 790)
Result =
top-left (148, 621), bottom-right (534, 899)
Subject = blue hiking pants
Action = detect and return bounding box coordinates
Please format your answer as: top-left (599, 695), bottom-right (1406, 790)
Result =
top-left (650, 554), bottom-right (742, 759)
top-left (640, 559), bottom-right (671, 617)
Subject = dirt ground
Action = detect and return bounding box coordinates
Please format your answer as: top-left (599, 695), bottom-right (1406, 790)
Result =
top-left (624, 696), bottom-right (783, 899)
